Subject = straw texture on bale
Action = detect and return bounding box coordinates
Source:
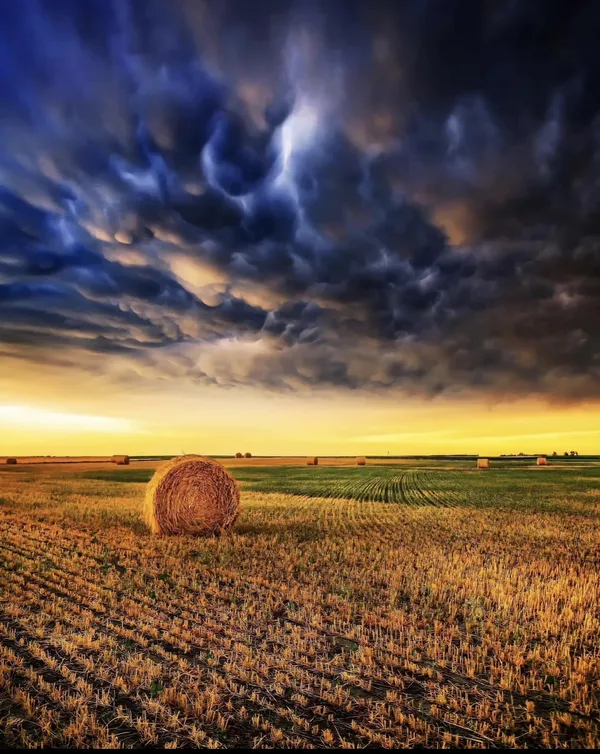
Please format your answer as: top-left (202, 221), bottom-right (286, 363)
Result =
top-left (477, 458), bottom-right (490, 469)
top-left (306, 457), bottom-right (319, 466)
top-left (235, 452), bottom-right (243, 458)
top-left (244, 452), bottom-right (252, 458)
top-left (111, 455), bottom-right (130, 465)
top-left (5, 458), bottom-right (17, 465)
top-left (537, 457), bottom-right (548, 466)
top-left (356, 457), bottom-right (366, 466)
top-left (145, 455), bottom-right (240, 536)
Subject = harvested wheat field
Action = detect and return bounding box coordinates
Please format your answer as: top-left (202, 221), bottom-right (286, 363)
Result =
top-left (1, 458), bottom-right (599, 748)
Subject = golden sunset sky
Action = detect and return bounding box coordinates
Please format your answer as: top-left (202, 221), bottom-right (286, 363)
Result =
top-left (2, 3), bottom-right (599, 458)
top-left (2, 361), bottom-right (598, 456)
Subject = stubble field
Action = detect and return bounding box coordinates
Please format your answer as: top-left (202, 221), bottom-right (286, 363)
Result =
top-left (0, 458), bottom-right (599, 748)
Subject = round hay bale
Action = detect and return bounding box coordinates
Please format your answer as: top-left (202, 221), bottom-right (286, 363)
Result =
top-left (111, 455), bottom-right (130, 465)
top-left (536, 456), bottom-right (548, 466)
top-left (477, 458), bottom-right (490, 469)
top-left (235, 452), bottom-right (243, 458)
top-left (5, 457), bottom-right (17, 465)
top-left (244, 452), bottom-right (252, 458)
top-left (356, 457), bottom-right (366, 466)
top-left (145, 456), bottom-right (240, 536)
top-left (306, 457), bottom-right (318, 466)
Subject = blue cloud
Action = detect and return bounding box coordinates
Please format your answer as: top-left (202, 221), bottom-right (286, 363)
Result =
top-left (0, 0), bottom-right (598, 399)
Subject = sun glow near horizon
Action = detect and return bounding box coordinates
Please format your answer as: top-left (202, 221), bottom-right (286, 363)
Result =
top-left (0, 404), bottom-right (134, 435)
top-left (1, 391), bottom-right (600, 458)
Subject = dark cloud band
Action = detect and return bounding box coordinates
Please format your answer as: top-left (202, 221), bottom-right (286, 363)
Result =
top-left (0, 0), bottom-right (599, 400)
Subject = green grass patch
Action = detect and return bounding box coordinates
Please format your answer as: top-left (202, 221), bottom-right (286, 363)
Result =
top-left (80, 469), bottom-right (155, 483)
top-left (234, 464), bottom-right (600, 515)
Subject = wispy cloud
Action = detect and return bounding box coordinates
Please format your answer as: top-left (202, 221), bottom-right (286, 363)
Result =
top-left (452, 429), bottom-right (600, 443)
top-left (0, 404), bottom-right (134, 433)
top-left (345, 428), bottom-right (600, 447)
top-left (345, 430), bottom-right (453, 443)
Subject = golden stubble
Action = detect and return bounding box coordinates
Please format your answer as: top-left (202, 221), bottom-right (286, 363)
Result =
top-left (0, 460), bottom-right (598, 747)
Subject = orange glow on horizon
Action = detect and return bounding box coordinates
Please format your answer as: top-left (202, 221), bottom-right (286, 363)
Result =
top-left (1, 393), bottom-right (599, 457)
top-left (0, 404), bottom-right (134, 433)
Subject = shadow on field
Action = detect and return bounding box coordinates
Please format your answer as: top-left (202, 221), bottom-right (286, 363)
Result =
top-left (233, 519), bottom-right (324, 542)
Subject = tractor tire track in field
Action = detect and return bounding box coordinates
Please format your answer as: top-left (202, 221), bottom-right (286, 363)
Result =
top-left (410, 472), bottom-right (454, 508)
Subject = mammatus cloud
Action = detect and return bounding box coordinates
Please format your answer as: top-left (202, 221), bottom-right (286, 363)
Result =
top-left (0, 0), bottom-right (599, 400)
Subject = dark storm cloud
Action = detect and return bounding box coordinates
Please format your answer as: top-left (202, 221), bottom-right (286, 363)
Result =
top-left (0, 0), bottom-right (599, 399)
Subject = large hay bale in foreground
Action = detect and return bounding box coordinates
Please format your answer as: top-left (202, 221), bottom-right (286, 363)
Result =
top-left (477, 458), bottom-right (490, 469)
top-left (145, 456), bottom-right (240, 536)
top-left (306, 457), bottom-right (319, 466)
top-left (356, 457), bottom-right (366, 466)
top-left (537, 457), bottom-right (548, 466)
top-left (235, 452), bottom-right (243, 458)
top-left (5, 458), bottom-right (17, 465)
top-left (111, 455), bottom-right (130, 465)
top-left (244, 452), bottom-right (252, 458)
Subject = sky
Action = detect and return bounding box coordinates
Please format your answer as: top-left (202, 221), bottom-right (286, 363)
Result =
top-left (1, 0), bottom-right (600, 456)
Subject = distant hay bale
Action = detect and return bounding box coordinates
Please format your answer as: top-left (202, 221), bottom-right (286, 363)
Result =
top-left (235, 452), bottom-right (243, 458)
top-left (145, 456), bottom-right (240, 536)
top-left (356, 457), bottom-right (366, 466)
top-left (306, 457), bottom-right (319, 466)
top-left (537, 457), bottom-right (548, 466)
top-left (244, 452), bottom-right (252, 458)
top-left (477, 458), bottom-right (490, 469)
top-left (111, 455), bottom-right (130, 465)
top-left (5, 458), bottom-right (17, 465)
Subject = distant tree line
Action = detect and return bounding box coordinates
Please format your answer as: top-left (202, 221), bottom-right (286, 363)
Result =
top-left (498, 451), bottom-right (579, 457)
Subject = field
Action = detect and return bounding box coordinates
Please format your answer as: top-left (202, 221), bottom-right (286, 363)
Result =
top-left (1, 458), bottom-right (599, 748)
